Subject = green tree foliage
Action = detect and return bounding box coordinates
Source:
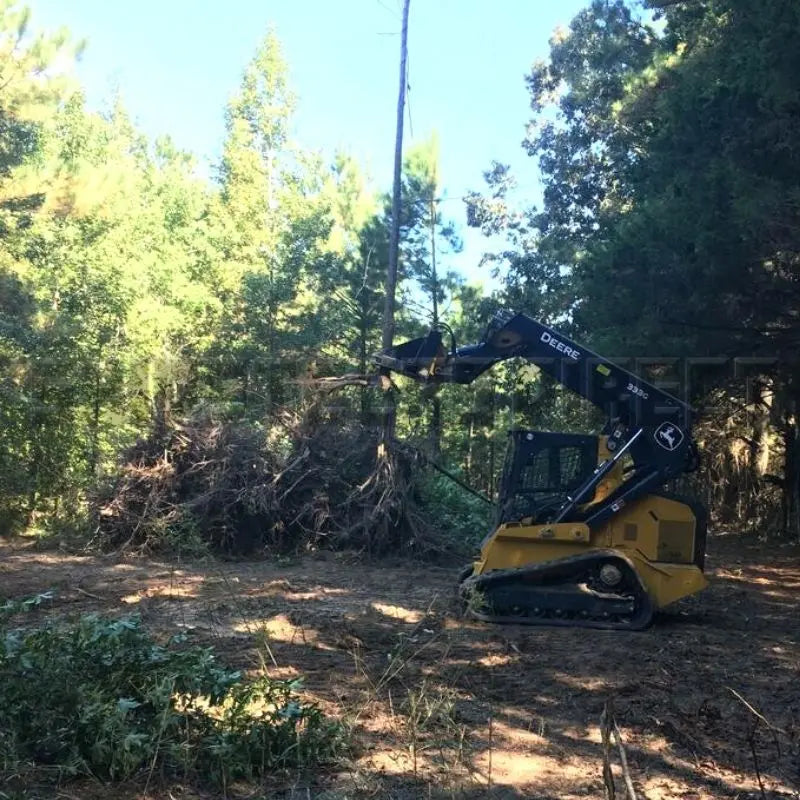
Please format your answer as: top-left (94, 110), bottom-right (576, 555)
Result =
top-left (399, 134), bottom-right (463, 322)
top-left (0, 3), bottom-right (487, 538)
top-left (0, 5), bottom-right (84, 529)
top-left (212, 30), bottom-right (344, 413)
top-left (0, 609), bottom-right (342, 783)
top-left (395, 135), bottom-right (463, 454)
top-left (468, 0), bottom-right (800, 532)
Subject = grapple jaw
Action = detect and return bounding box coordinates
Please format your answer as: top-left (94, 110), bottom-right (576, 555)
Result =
top-left (373, 329), bottom-right (446, 383)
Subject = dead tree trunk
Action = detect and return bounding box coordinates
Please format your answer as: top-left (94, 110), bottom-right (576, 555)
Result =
top-left (380, 0), bottom-right (410, 445)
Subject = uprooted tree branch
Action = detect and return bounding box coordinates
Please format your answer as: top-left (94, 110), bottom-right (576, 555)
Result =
top-left (92, 408), bottom-right (449, 558)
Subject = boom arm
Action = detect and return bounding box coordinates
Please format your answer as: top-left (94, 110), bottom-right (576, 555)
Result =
top-left (375, 311), bottom-right (698, 527)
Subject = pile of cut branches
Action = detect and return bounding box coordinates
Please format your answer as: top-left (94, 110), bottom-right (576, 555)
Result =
top-left (92, 411), bottom-right (441, 556)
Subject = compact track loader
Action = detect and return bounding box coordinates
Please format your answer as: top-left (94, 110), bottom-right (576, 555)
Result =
top-left (375, 311), bottom-right (707, 630)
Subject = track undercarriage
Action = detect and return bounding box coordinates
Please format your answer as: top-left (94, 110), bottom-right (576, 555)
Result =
top-left (459, 551), bottom-right (655, 630)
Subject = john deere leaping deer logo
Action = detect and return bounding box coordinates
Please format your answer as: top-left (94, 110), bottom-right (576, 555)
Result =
top-left (655, 422), bottom-right (684, 451)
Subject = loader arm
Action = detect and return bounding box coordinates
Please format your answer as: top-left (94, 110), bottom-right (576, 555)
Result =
top-left (374, 311), bottom-right (698, 529)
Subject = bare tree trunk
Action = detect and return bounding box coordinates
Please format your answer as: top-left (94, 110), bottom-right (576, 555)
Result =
top-left (489, 387), bottom-right (497, 499)
top-left (429, 196), bottom-right (441, 457)
top-left (785, 374), bottom-right (800, 539)
top-left (744, 384), bottom-right (768, 527)
top-left (431, 396), bottom-right (442, 458)
top-left (466, 387), bottom-right (476, 482)
top-left (88, 349), bottom-right (103, 478)
top-left (380, 0), bottom-right (410, 444)
top-left (358, 302), bottom-right (370, 424)
top-left (429, 197), bottom-right (439, 326)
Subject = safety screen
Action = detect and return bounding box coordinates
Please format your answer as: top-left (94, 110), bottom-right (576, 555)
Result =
top-left (519, 446), bottom-right (586, 492)
top-left (498, 432), bottom-right (597, 524)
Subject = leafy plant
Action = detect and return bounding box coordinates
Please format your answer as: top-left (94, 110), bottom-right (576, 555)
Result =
top-left (0, 612), bottom-right (344, 786)
top-left (416, 470), bottom-right (492, 553)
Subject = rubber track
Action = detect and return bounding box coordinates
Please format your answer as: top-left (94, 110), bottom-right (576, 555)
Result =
top-left (460, 550), bottom-right (654, 631)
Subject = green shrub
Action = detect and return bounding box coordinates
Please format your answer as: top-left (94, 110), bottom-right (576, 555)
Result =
top-left (417, 470), bottom-right (493, 552)
top-left (0, 609), bottom-right (344, 786)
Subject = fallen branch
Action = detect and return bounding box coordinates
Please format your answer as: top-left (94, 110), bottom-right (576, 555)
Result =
top-left (601, 702), bottom-right (616, 800)
top-left (292, 373), bottom-right (393, 392)
top-left (727, 686), bottom-right (790, 799)
top-left (747, 721), bottom-right (768, 800)
top-left (602, 699), bottom-right (637, 800)
top-left (75, 587), bottom-right (104, 602)
top-left (612, 717), bottom-right (638, 800)
top-left (726, 686), bottom-right (788, 743)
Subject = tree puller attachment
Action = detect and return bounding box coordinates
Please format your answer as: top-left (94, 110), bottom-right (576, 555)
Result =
top-left (374, 311), bottom-right (707, 630)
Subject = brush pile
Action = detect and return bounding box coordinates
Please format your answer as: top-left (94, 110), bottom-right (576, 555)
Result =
top-left (92, 411), bottom-right (436, 556)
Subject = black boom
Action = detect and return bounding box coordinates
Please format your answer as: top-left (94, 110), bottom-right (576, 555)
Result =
top-left (375, 310), bottom-right (699, 531)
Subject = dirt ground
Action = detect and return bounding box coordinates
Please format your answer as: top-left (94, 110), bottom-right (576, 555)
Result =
top-left (1, 534), bottom-right (798, 800)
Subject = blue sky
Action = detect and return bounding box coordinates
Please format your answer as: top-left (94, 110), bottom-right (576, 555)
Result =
top-left (28, 0), bottom-right (587, 281)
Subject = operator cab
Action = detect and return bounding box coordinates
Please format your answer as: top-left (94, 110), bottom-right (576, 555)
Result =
top-left (496, 430), bottom-right (598, 525)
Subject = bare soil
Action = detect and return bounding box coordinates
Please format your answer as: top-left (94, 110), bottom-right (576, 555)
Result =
top-left (1, 534), bottom-right (798, 800)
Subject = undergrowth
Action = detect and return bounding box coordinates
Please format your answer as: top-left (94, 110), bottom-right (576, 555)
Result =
top-left (0, 599), bottom-right (345, 788)
top-left (416, 470), bottom-right (492, 552)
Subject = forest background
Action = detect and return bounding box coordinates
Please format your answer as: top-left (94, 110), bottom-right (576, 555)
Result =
top-left (1, 0), bottom-right (798, 553)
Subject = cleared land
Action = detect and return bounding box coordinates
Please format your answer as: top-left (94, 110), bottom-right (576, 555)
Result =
top-left (1, 534), bottom-right (798, 799)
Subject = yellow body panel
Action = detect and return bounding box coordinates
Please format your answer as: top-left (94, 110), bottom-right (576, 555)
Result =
top-left (475, 493), bottom-right (707, 610)
top-left (589, 437), bottom-right (626, 506)
top-left (625, 554), bottom-right (708, 608)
